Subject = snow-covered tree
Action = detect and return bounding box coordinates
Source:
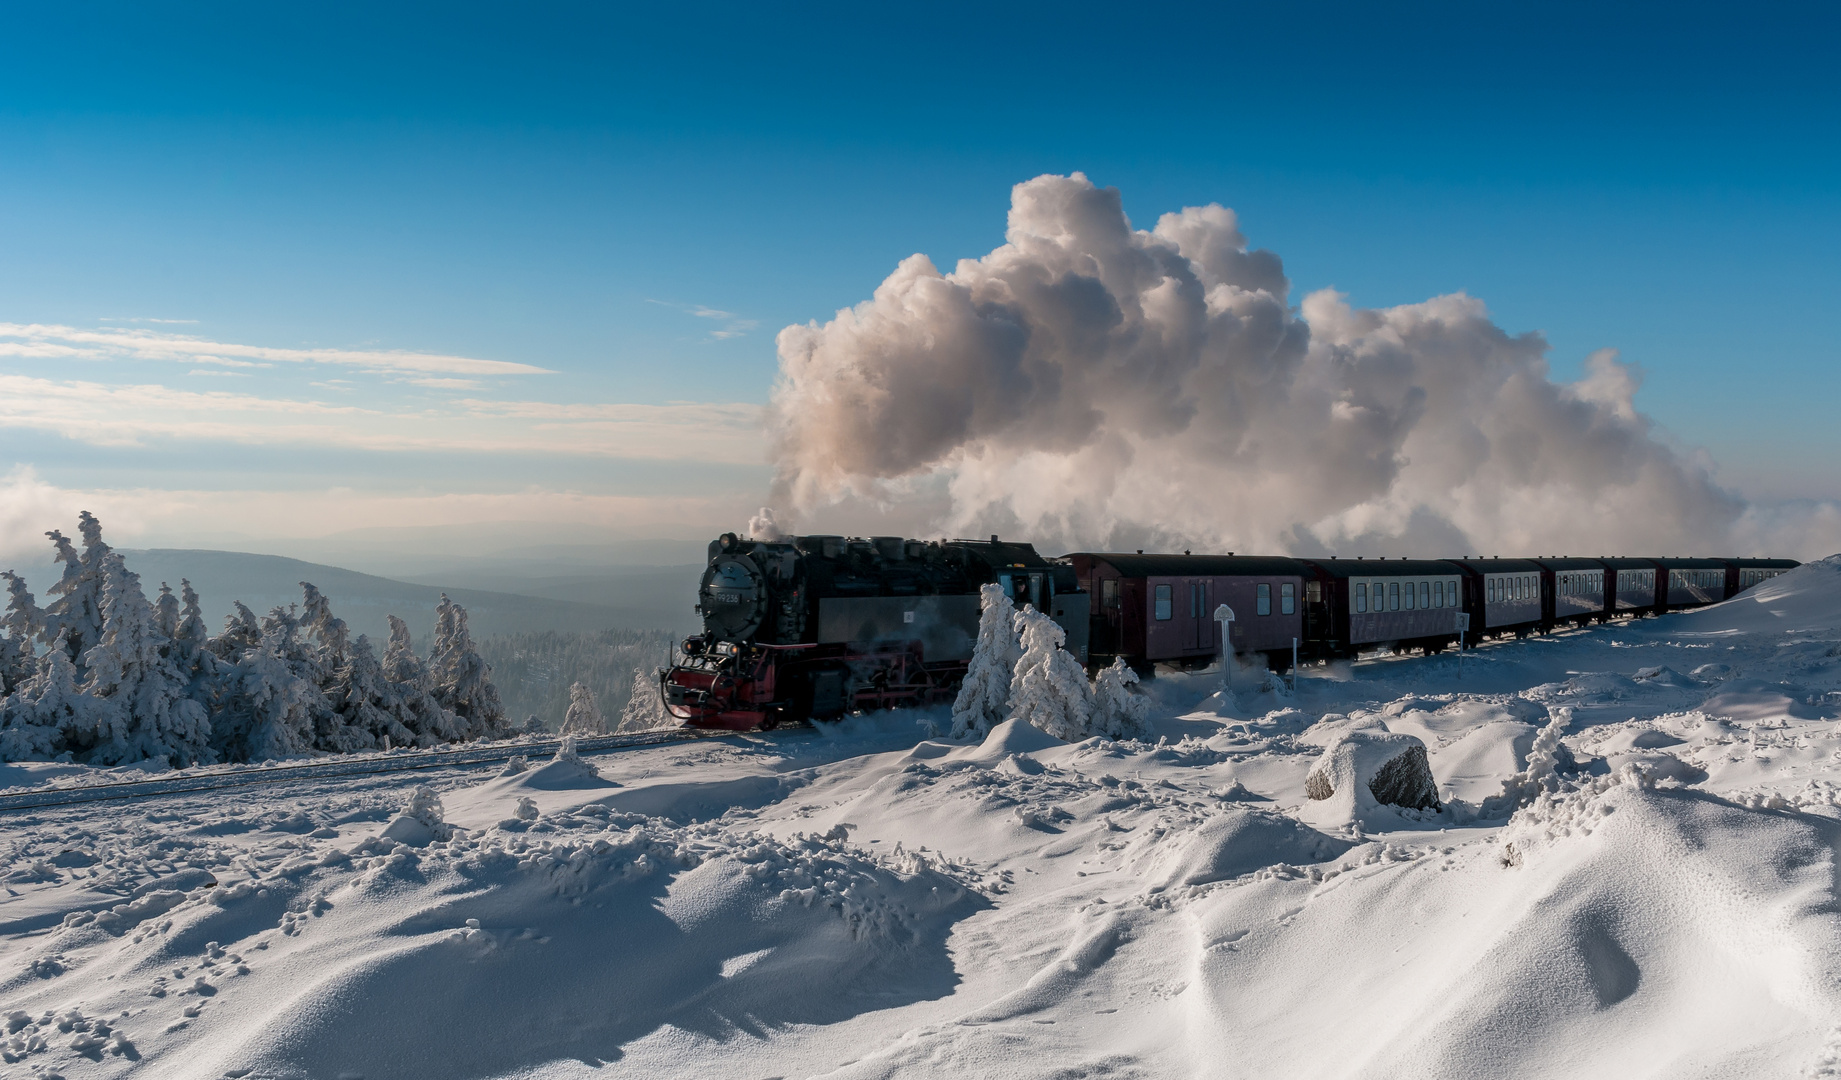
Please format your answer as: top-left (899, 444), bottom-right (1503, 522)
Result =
top-left (209, 607), bottom-right (325, 762)
top-left (1089, 657), bottom-right (1153, 740)
top-left (383, 614), bottom-right (459, 744)
top-left (428, 595), bottom-right (509, 740)
top-left (153, 582), bottom-right (180, 640)
top-left (298, 582), bottom-right (350, 667)
top-left (79, 553), bottom-right (214, 765)
top-left (42, 513), bottom-right (112, 673)
top-left (950, 583), bottom-right (1022, 739)
top-left (0, 570), bottom-right (41, 694)
top-left (320, 634), bottom-right (422, 751)
top-left (176, 580), bottom-right (210, 652)
top-left (2, 630), bottom-right (117, 761)
top-left (560, 681), bottom-right (605, 735)
top-left (616, 666), bottom-right (670, 732)
top-left (207, 601), bottom-right (263, 662)
top-left (1007, 606), bottom-right (1093, 741)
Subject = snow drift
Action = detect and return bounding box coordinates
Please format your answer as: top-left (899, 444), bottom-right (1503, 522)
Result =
top-left (2, 548), bottom-right (1840, 1078)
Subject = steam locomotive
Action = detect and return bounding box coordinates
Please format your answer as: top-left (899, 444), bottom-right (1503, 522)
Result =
top-left (663, 533), bottom-right (1088, 730)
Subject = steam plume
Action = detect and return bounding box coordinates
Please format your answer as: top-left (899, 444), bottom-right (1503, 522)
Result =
top-left (768, 173), bottom-right (1825, 557)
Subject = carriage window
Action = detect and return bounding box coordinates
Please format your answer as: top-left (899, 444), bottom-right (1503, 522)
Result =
top-left (1433, 581), bottom-right (1443, 607)
top-left (1388, 582), bottom-right (1400, 610)
top-left (1154, 584), bottom-right (1172, 620)
top-left (1257, 583), bottom-right (1271, 616)
top-left (1402, 580), bottom-right (1415, 610)
top-left (1102, 579), bottom-right (1119, 611)
top-left (1419, 581), bottom-right (1430, 608)
top-left (1355, 582), bottom-right (1368, 613)
top-left (1281, 583), bottom-right (1295, 615)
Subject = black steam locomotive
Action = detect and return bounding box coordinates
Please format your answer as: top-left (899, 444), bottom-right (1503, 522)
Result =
top-left (663, 532), bottom-right (1087, 729)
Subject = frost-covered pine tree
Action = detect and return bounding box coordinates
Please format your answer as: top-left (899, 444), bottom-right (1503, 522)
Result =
top-left (384, 614), bottom-right (460, 744)
top-left (428, 595), bottom-right (509, 740)
top-left (209, 607), bottom-right (325, 762)
top-left (207, 601), bottom-right (263, 662)
top-left (298, 582), bottom-right (350, 667)
top-left (615, 666), bottom-right (669, 732)
top-left (950, 583), bottom-right (1023, 739)
top-left (320, 634), bottom-right (420, 751)
top-left (1089, 656), bottom-right (1153, 741)
top-left (79, 552), bottom-right (214, 765)
top-left (297, 582), bottom-right (365, 749)
top-left (1007, 606), bottom-right (1094, 741)
top-left (2, 630), bottom-right (117, 761)
top-left (0, 570), bottom-right (41, 695)
top-left (42, 513), bottom-right (112, 674)
top-left (153, 582), bottom-right (180, 640)
top-left (176, 580), bottom-right (210, 654)
top-left (560, 681), bottom-right (605, 735)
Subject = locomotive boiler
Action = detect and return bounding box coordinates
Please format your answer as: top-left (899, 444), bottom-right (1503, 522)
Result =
top-left (664, 533), bottom-right (1088, 730)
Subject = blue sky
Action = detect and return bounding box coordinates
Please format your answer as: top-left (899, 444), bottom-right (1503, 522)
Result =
top-left (1, 1), bottom-right (1836, 555)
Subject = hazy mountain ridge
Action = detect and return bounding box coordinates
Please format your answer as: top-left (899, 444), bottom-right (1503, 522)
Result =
top-left (21, 549), bottom-right (699, 643)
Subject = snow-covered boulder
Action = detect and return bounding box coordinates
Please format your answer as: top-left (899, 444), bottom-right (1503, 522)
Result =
top-left (1304, 730), bottom-right (1441, 820)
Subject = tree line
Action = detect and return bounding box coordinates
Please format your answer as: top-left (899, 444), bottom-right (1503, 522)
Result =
top-left (0, 513), bottom-right (510, 766)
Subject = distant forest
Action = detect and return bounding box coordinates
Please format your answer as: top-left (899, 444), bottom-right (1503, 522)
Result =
top-left (478, 628), bottom-right (679, 731)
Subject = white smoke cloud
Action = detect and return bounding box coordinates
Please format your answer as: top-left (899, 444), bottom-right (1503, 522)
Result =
top-left (767, 172), bottom-right (1839, 558)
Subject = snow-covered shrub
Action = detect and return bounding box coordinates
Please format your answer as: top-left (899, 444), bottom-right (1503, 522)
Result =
top-left (1007, 606), bottom-right (1094, 740)
top-left (381, 784), bottom-right (453, 846)
top-left (616, 666), bottom-right (670, 732)
top-left (1480, 707), bottom-right (1573, 818)
top-left (950, 583), bottom-right (1022, 739)
top-left (1089, 657), bottom-right (1152, 740)
top-left (561, 681), bottom-right (605, 735)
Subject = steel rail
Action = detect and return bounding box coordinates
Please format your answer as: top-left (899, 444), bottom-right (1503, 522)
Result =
top-left (0, 726), bottom-right (770, 814)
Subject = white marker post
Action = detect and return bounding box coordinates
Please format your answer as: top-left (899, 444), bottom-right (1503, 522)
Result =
top-left (1214, 604), bottom-right (1235, 688)
top-left (1454, 612), bottom-right (1471, 680)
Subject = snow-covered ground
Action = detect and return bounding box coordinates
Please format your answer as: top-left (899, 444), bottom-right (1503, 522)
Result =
top-left (4, 559), bottom-right (1841, 1079)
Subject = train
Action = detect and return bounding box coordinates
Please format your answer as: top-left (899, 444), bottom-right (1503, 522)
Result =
top-left (662, 532), bottom-right (1797, 730)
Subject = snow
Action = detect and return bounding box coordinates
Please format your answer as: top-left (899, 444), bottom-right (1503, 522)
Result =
top-left (0, 557), bottom-right (1839, 1077)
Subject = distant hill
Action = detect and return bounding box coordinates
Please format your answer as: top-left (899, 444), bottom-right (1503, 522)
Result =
top-left (391, 566), bottom-right (702, 628)
top-left (62, 549), bottom-right (699, 643)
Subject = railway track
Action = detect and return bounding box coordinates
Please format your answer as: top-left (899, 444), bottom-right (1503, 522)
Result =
top-left (0, 726), bottom-right (778, 814)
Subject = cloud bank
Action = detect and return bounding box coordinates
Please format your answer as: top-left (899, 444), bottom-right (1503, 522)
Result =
top-left (768, 173), bottom-right (1838, 558)
top-left (0, 322), bottom-right (553, 377)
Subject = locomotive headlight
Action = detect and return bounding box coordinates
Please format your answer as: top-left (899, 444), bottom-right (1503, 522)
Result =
top-left (698, 554), bottom-right (768, 641)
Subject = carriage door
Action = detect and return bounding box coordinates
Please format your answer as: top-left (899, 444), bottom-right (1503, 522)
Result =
top-left (1186, 579), bottom-right (1213, 652)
